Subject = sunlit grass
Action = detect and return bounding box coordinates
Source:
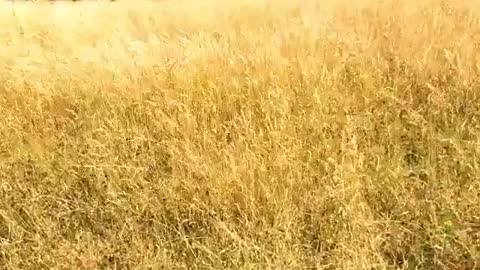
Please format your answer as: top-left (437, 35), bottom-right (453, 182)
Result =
top-left (0, 0), bottom-right (479, 269)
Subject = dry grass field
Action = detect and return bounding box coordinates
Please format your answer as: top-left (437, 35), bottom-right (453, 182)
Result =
top-left (1, 0), bottom-right (480, 269)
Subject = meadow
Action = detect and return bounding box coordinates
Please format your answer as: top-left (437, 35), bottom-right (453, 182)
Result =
top-left (0, 0), bottom-right (480, 269)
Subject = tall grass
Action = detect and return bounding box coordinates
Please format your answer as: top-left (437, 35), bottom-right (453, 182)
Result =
top-left (0, 0), bottom-right (480, 269)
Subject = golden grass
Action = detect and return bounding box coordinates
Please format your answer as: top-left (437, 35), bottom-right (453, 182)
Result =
top-left (1, 0), bottom-right (480, 269)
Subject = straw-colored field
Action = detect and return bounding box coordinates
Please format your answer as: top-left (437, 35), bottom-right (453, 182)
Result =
top-left (0, 0), bottom-right (479, 269)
